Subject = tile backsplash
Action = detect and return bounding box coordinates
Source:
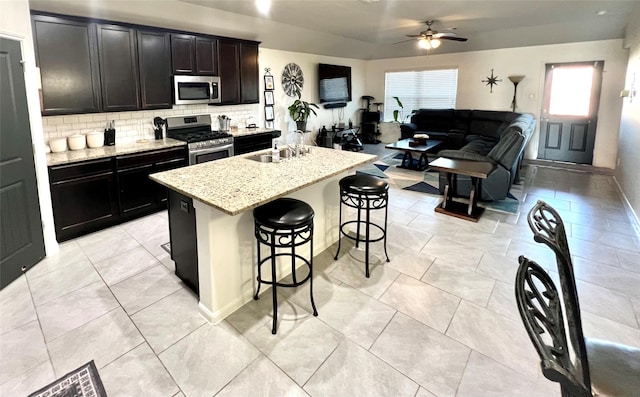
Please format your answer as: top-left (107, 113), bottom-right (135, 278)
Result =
top-left (42, 103), bottom-right (261, 146)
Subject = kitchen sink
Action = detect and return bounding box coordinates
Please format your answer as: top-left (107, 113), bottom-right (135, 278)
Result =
top-left (246, 153), bottom-right (273, 163)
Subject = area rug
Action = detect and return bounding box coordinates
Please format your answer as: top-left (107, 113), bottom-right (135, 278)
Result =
top-left (28, 360), bottom-right (107, 397)
top-left (161, 242), bottom-right (171, 255)
top-left (358, 152), bottom-right (523, 214)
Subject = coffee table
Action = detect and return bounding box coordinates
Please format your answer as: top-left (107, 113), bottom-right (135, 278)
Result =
top-left (385, 138), bottom-right (443, 171)
top-left (428, 157), bottom-right (497, 222)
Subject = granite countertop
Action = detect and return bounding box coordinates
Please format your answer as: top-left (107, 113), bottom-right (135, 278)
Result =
top-left (150, 146), bottom-right (376, 216)
top-left (46, 138), bottom-right (186, 166)
top-left (45, 129), bottom-right (280, 166)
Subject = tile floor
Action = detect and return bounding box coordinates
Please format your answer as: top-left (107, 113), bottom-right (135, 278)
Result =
top-left (2, 148), bottom-right (640, 397)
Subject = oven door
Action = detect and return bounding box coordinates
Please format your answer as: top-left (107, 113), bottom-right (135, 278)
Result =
top-left (189, 143), bottom-right (234, 165)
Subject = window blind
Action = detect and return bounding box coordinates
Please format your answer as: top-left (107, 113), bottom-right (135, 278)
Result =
top-left (383, 68), bottom-right (458, 122)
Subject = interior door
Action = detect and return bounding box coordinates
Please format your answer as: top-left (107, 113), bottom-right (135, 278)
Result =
top-left (0, 38), bottom-right (46, 289)
top-left (538, 61), bottom-right (603, 164)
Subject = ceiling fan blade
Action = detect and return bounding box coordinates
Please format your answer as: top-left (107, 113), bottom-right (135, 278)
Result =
top-left (438, 36), bottom-right (468, 42)
top-left (393, 38), bottom-right (418, 45)
top-left (405, 34), bottom-right (422, 38)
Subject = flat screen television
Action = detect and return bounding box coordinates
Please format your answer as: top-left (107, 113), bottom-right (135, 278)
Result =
top-left (318, 63), bottom-right (352, 105)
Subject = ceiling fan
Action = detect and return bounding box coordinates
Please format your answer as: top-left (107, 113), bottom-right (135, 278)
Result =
top-left (402, 20), bottom-right (468, 50)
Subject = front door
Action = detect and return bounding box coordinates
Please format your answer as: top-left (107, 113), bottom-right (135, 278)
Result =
top-left (0, 38), bottom-right (46, 289)
top-left (537, 61), bottom-right (604, 164)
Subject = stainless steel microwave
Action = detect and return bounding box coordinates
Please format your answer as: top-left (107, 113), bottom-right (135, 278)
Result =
top-left (173, 75), bottom-right (221, 105)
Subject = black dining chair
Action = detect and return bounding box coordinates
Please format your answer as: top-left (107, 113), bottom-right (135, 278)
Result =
top-left (515, 200), bottom-right (640, 397)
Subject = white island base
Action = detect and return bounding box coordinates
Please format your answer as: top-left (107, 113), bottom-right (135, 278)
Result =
top-left (193, 173), bottom-right (343, 323)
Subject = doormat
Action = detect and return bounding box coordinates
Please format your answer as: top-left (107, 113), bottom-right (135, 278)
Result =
top-left (27, 360), bottom-right (107, 397)
top-left (161, 242), bottom-right (171, 255)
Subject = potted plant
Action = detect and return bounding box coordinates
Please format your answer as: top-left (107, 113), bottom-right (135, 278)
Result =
top-left (288, 91), bottom-right (319, 131)
top-left (392, 96), bottom-right (404, 123)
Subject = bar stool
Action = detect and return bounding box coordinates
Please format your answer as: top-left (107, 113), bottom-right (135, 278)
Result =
top-left (334, 174), bottom-right (390, 278)
top-left (253, 198), bottom-right (318, 334)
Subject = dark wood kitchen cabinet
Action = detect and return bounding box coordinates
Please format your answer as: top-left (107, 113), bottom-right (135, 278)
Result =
top-left (218, 39), bottom-right (260, 104)
top-left (49, 158), bottom-right (118, 242)
top-left (32, 15), bottom-right (102, 115)
top-left (137, 30), bottom-right (172, 109)
top-left (116, 147), bottom-right (186, 220)
top-left (171, 34), bottom-right (217, 75)
top-left (97, 24), bottom-right (141, 112)
top-left (217, 39), bottom-right (241, 104)
top-left (239, 42), bottom-right (259, 103)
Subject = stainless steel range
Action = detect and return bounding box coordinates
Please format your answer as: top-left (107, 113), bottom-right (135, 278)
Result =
top-left (166, 114), bottom-right (234, 165)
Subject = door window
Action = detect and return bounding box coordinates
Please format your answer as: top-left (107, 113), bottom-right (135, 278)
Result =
top-left (548, 65), bottom-right (595, 116)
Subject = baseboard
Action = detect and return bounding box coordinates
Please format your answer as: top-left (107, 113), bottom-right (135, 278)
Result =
top-left (523, 159), bottom-right (614, 175)
top-left (612, 176), bottom-right (640, 237)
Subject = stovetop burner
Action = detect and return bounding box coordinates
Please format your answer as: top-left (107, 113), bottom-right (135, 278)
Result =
top-left (172, 130), bottom-right (233, 143)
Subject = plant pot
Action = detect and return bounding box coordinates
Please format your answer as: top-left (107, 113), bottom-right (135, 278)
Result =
top-left (296, 121), bottom-right (307, 132)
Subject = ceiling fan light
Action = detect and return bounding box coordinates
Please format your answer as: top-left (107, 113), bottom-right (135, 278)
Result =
top-left (418, 38), bottom-right (431, 49)
top-left (430, 38), bottom-right (441, 48)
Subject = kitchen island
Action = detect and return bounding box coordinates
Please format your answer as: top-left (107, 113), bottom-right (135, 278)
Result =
top-left (150, 147), bottom-right (376, 323)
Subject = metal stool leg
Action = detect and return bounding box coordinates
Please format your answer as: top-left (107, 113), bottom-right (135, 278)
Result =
top-left (254, 234), bottom-right (262, 300)
top-left (334, 198), bottom-right (343, 260)
top-left (383, 199), bottom-right (390, 262)
top-left (270, 238), bottom-right (278, 335)
top-left (365, 198), bottom-right (371, 278)
top-left (355, 195), bottom-right (362, 248)
top-left (291, 228), bottom-right (297, 284)
top-left (309, 234), bottom-right (318, 316)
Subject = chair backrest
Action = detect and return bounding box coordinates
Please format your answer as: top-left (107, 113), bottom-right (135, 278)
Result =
top-left (525, 200), bottom-right (592, 395)
top-left (515, 256), bottom-right (592, 397)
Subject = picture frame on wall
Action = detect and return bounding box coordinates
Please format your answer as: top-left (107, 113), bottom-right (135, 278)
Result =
top-left (264, 91), bottom-right (274, 105)
top-left (264, 75), bottom-right (274, 90)
top-left (265, 106), bottom-right (274, 121)
top-left (265, 121), bottom-right (274, 128)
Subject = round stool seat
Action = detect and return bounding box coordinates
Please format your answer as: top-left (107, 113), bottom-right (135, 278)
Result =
top-left (339, 174), bottom-right (389, 195)
top-left (254, 198), bottom-right (314, 229)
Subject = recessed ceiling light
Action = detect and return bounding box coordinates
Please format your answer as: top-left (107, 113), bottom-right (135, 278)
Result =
top-left (256, 0), bottom-right (271, 15)
top-left (596, 10), bottom-right (607, 16)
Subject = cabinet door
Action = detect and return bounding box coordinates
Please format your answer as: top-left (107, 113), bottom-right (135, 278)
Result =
top-left (117, 164), bottom-right (156, 217)
top-left (240, 42), bottom-right (259, 104)
top-left (97, 24), bottom-right (140, 111)
top-left (218, 39), bottom-right (241, 104)
top-left (32, 15), bottom-right (102, 115)
top-left (195, 37), bottom-right (217, 76)
top-left (155, 157), bottom-right (187, 206)
top-left (137, 29), bottom-right (172, 109)
top-left (171, 34), bottom-right (195, 74)
top-left (49, 161), bottom-right (118, 242)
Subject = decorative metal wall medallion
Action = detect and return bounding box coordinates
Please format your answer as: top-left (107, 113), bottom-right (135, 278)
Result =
top-left (482, 69), bottom-right (502, 93)
top-left (282, 63), bottom-right (304, 97)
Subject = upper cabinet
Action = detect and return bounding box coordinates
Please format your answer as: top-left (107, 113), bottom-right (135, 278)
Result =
top-left (171, 34), bottom-right (217, 76)
top-left (96, 24), bottom-right (140, 112)
top-left (240, 42), bottom-right (259, 104)
top-left (218, 39), bottom-right (259, 104)
top-left (32, 15), bottom-right (102, 115)
top-left (32, 12), bottom-right (259, 114)
top-left (137, 30), bottom-right (172, 109)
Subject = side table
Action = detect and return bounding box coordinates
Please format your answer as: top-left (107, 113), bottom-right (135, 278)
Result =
top-left (428, 157), bottom-right (496, 222)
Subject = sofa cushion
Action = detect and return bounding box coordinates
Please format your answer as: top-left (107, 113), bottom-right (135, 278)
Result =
top-left (461, 138), bottom-right (496, 156)
top-left (410, 109), bottom-right (454, 132)
top-left (487, 129), bottom-right (525, 170)
top-left (468, 110), bottom-right (519, 140)
top-left (437, 149), bottom-right (493, 162)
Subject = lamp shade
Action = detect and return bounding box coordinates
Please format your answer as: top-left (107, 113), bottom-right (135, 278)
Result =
top-left (508, 75), bottom-right (525, 84)
top-left (418, 38), bottom-right (431, 49)
top-left (430, 39), bottom-right (441, 48)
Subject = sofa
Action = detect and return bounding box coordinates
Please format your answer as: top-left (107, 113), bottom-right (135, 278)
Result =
top-left (400, 109), bottom-right (536, 201)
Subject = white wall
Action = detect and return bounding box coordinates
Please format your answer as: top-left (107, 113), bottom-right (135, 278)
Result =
top-left (0, 0), bottom-right (58, 254)
top-left (365, 40), bottom-right (629, 169)
top-left (616, 3), bottom-right (640, 222)
top-left (258, 48), bottom-right (366, 145)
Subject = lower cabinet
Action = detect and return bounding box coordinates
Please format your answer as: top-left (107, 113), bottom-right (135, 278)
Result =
top-left (49, 158), bottom-right (118, 242)
top-left (117, 147), bottom-right (187, 220)
top-left (167, 190), bottom-right (198, 294)
top-left (233, 131), bottom-right (281, 155)
top-left (49, 147), bottom-right (187, 242)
